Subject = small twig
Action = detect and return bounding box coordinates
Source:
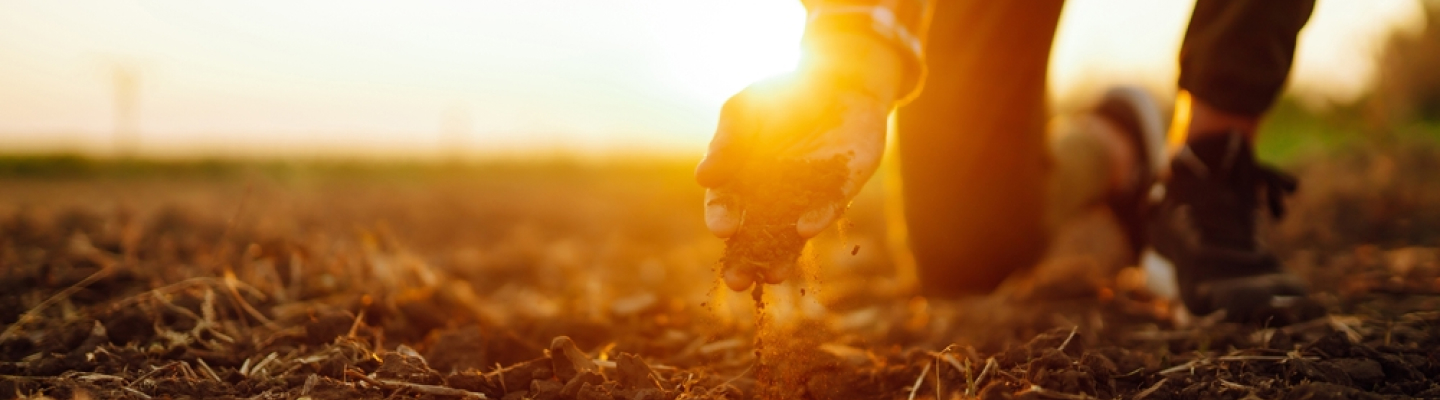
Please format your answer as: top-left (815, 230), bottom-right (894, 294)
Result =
top-left (193, 289), bottom-right (236, 347)
top-left (222, 271), bottom-right (278, 329)
top-left (121, 386), bottom-right (153, 400)
top-left (1161, 353), bottom-right (1313, 376)
top-left (195, 358), bottom-right (221, 382)
top-left (1218, 379), bottom-right (1250, 390)
top-left (375, 379), bottom-right (488, 399)
top-left (201, 288), bottom-right (218, 325)
top-left (345, 369), bottom-right (385, 388)
top-left (0, 260), bottom-right (118, 342)
top-left (126, 362), bottom-right (180, 389)
top-left (250, 352), bottom-right (279, 377)
top-left (931, 347), bottom-right (949, 400)
top-left (1325, 316), bottom-right (1364, 343)
top-left (934, 358), bottom-right (942, 400)
top-left (720, 363), bottom-right (754, 388)
top-left (674, 372), bottom-right (696, 394)
top-left (72, 373), bottom-right (127, 383)
top-left (1022, 384), bottom-right (1097, 400)
top-left (177, 361), bottom-right (199, 381)
top-left (1057, 325), bottom-right (1079, 353)
top-left (974, 357), bottom-right (996, 395)
top-left (302, 374), bottom-right (319, 396)
top-left (1132, 378), bottom-right (1168, 400)
top-left (699, 338), bottom-right (745, 355)
top-left (994, 367), bottom-right (1023, 383)
top-left (1216, 355), bottom-right (1316, 361)
top-left (107, 277), bottom-right (268, 311)
top-left (939, 353), bottom-right (970, 397)
top-left (907, 360), bottom-right (932, 400)
top-left (347, 309), bottom-right (368, 338)
top-left (940, 353), bottom-right (965, 373)
top-left (1158, 359), bottom-right (1204, 375)
top-left (277, 362), bottom-right (305, 379)
top-left (153, 294), bottom-right (203, 323)
top-left (494, 363), bottom-right (507, 393)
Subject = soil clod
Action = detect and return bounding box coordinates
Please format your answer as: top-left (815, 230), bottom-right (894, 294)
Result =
top-left (718, 155), bottom-right (849, 286)
top-left (550, 335), bottom-right (598, 382)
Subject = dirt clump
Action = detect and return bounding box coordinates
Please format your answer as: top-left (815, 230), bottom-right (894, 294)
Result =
top-left (717, 155), bottom-right (850, 286)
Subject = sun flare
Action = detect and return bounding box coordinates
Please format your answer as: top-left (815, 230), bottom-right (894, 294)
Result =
top-left (0, 0), bottom-right (1425, 156)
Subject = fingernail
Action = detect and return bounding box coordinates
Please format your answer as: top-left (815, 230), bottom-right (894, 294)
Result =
top-left (796, 203), bottom-right (839, 238)
top-left (705, 203), bottom-right (740, 238)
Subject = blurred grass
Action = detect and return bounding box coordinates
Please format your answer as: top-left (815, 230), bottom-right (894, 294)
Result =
top-left (1257, 97), bottom-right (1440, 165)
top-left (0, 154), bottom-right (239, 179)
top-left (0, 153), bottom-right (698, 183)
top-left (1, 102), bottom-right (1437, 180)
top-left (1255, 99), bottom-right (1361, 165)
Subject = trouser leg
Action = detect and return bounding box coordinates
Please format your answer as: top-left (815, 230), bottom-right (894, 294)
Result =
top-left (1179, 0), bottom-right (1316, 117)
top-left (895, 0), bottom-right (1066, 296)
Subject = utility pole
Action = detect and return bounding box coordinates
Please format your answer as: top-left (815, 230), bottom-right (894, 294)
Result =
top-left (441, 102), bottom-right (473, 164)
top-left (112, 64), bottom-right (140, 158)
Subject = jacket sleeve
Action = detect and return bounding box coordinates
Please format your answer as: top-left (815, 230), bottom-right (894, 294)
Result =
top-left (802, 0), bottom-right (933, 102)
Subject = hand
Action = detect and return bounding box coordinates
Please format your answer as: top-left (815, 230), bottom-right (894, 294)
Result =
top-left (696, 33), bottom-right (902, 291)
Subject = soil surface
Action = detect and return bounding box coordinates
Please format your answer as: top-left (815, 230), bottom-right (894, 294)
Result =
top-left (2, 141), bottom-right (1439, 400)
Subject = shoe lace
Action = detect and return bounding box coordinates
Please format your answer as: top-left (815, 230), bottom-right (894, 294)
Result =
top-left (1256, 164), bottom-right (1297, 219)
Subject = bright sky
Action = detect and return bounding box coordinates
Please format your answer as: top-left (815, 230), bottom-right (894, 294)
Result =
top-left (0, 0), bottom-right (1426, 158)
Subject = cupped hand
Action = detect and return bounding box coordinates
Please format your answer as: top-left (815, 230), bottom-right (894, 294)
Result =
top-left (696, 34), bottom-right (902, 291)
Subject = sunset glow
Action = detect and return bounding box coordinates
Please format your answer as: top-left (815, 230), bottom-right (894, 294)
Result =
top-left (0, 0), bottom-right (1425, 158)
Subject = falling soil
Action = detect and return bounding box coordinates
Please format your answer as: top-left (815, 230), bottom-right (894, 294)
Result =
top-left (717, 155), bottom-right (851, 399)
top-left (717, 155), bottom-right (850, 285)
top-left (750, 285), bottom-right (837, 400)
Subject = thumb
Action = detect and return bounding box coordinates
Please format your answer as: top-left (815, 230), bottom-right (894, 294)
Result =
top-left (704, 188), bottom-right (742, 238)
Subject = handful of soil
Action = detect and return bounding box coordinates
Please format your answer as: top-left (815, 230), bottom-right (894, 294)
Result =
top-left (715, 155), bottom-right (850, 288)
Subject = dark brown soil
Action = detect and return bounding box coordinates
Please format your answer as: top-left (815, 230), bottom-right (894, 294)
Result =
top-left (2, 141), bottom-right (1439, 399)
top-left (718, 155), bottom-right (849, 286)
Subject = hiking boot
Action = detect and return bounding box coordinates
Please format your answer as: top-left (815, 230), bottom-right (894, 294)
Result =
top-left (1093, 87), bottom-right (1170, 258)
top-left (1143, 131), bottom-right (1321, 324)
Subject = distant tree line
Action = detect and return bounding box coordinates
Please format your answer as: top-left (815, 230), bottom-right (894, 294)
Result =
top-left (1368, 0), bottom-right (1440, 129)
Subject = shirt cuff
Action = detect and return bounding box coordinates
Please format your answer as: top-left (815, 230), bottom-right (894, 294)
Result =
top-left (802, 2), bottom-right (930, 103)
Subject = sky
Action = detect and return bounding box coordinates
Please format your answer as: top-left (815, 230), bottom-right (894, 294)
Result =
top-left (0, 0), bottom-right (1427, 158)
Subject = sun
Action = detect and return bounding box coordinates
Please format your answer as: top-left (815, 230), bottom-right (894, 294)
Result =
top-left (644, 0), bottom-right (808, 104)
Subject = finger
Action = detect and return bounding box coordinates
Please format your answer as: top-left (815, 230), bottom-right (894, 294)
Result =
top-left (831, 98), bottom-right (887, 200)
top-left (723, 267), bottom-right (755, 292)
top-left (796, 202), bottom-right (843, 238)
top-left (696, 94), bottom-right (757, 188)
top-left (704, 188), bottom-right (742, 238)
top-left (758, 261), bottom-right (795, 285)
